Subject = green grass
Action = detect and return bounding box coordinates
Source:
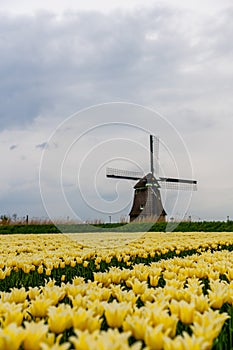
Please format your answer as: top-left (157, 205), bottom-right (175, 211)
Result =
top-left (0, 221), bottom-right (233, 234)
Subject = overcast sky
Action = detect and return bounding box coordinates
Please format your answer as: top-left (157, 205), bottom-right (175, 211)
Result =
top-left (0, 0), bottom-right (233, 223)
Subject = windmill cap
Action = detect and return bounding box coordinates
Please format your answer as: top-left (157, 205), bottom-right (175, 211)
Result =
top-left (134, 173), bottom-right (160, 189)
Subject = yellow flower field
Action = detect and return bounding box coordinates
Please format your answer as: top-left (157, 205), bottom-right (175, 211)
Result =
top-left (0, 232), bottom-right (233, 349)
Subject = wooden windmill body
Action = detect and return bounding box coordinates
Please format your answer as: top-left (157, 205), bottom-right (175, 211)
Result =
top-left (106, 135), bottom-right (197, 222)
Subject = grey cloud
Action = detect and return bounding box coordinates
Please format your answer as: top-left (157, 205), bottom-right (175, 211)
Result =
top-left (1, 7), bottom-right (231, 131)
top-left (0, 5), bottom-right (233, 221)
top-left (35, 142), bottom-right (48, 149)
top-left (9, 144), bottom-right (17, 150)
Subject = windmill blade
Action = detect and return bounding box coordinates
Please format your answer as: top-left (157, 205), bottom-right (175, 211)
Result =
top-left (149, 135), bottom-right (159, 177)
top-left (106, 167), bottom-right (143, 180)
top-left (149, 135), bottom-right (154, 176)
top-left (159, 177), bottom-right (197, 191)
top-left (154, 136), bottom-right (159, 177)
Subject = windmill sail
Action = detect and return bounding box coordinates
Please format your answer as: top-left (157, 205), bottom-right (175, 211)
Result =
top-left (159, 177), bottom-right (197, 191)
top-left (153, 136), bottom-right (159, 178)
top-left (106, 167), bottom-right (142, 180)
top-left (150, 135), bottom-right (154, 176)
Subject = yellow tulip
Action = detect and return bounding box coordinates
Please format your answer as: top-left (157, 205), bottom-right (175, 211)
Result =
top-left (163, 334), bottom-right (210, 350)
top-left (72, 308), bottom-right (101, 332)
top-left (28, 286), bottom-right (40, 300)
top-left (48, 304), bottom-right (72, 334)
top-left (24, 320), bottom-right (48, 350)
top-left (181, 333), bottom-right (210, 350)
top-left (127, 278), bottom-right (147, 295)
top-left (104, 300), bottom-right (131, 328)
top-left (0, 323), bottom-right (25, 350)
top-left (9, 287), bottom-right (27, 303)
top-left (144, 324), bottom-right (167, 350)
top-left (41, 341), bottom-right (70, 350)
top-left (2, 303), bottom-right (23, 327)
top-left (123, 315), bottom-right (148, 340)
top-left (178, 300), bottom-right (196, 325)
top-left (149, 274), bottom-right (159, 287)
top-left (28, 296), bottom-right (53, 317)
top-left (191, 295), bottom-right (209, 314)
top-left (45, 268), bottom-right (51, 276)
top-left (193, 309), bottom-right (229, 338)
top-left (83, 261), bottom-right (89, 267)
top-left (163, 335), bottom-right (184, 350)
top-left (43, 286), bottom-right (66, 305)
top-left (0, 267), bottom-right (11, 280)
top-left (72, 276), bottom-right (85, 285)
top-left (37, 265), bottom-right (43, 274)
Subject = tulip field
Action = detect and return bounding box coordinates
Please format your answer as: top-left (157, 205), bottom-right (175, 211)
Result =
top-left (1, 232), bottom-right (233, 349)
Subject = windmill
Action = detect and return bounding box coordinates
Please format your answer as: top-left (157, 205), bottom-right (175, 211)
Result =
top-left (106, 135), bottom-right (197, 222)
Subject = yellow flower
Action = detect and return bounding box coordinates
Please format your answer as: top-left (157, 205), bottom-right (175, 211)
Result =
top-left (0, 323), bottom-right (25, 350)
top-left (43, 286), bottom-right (66, 305)
top-left (28, 287), bottom-right (40, 300)
top-left (72, 307), bottom-right (101, 332)
top-left (70, 260), bottom-right (76, 267)
top-left (76, 257), bottom-right (83, 264)
top-left (22, 264), bottom-right (34, 274)
top-left (140, 288), bottom-right (156, 303)
top-left (226, 269), bottom-right (233, 281)
top-left (28, 296), bottom-right (53, 317)
top-left (163, 334), bottom-right (210, 350)
top-left (193, 309), bottom-right (229, 342)
top-left (163, 335), bottom-right (184, 350)
top-left (87, 299), bottom-right (105, 317)
top-left (126, 278), bottom-right (147, 295)
top-left (144, 324), bottom-right (168, 350)
top-left (71, 329), bottom-right (142, 350)
top-left (70, 330), bottom-right (98, 350)
top-left (208, 285), bottom-right (228, 309)
top-left (181, 333), bottom-right (210, 350)
top-left (2, 303), bottom-right (24, 327)
top-left (193, 295), bottom-right (209, 313)
top-left (169, 300), bottom-right (180, 316)
top-left (178, 300), bottom-right (195, 325)
top-left (149, 274), bottom-right (159, 287)
top-left (48, 304), bottom-right (72, 334)
top-left (95, 257), bottom-right (102, 265)
top-left (24, 320), bottom-right (49, 350)
top-left (163, 271), bottom-right (177, 280)
top-left (105, 256), bottom-right (111, 264)
top-left (123, 315), bottom-right (148, 340)
top-left (192, 322), bottom-right (221, 344)
top-left (41, 334), bottom-right (70, 350)
top-left (72, 276), bottom-right (85, 285)
top-left (186, 278), bottom-right (204, 296)
top-left (46, 268), bottom-right (52, 276)
top-left (150, 310), bottom-right (178, 338)
top-left (9, 287), bottom-right (28, 303)
top-left (104, 300), bottom-right (131, 328)
top-left (38, 265), bottom-right (44, 274)
top-left (0, 267), bottom-right (11, 280)
top-left (83, 261), bottom-right (89, 267)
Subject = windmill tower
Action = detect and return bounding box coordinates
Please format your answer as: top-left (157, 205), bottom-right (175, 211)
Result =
top-left (106, 135), bottom-right (197, 222)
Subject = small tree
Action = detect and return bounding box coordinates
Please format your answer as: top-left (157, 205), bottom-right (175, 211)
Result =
top-left (12, 213), bottom-right (17, 222)
top-left (0, 215), bottom-right (11, 225)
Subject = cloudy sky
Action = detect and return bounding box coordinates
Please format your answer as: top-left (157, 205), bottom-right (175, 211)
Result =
top-left (0, 0), bottom-right (233, 223)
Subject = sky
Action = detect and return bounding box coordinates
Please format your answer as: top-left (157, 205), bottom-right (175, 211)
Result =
top-left (0, 0), bottom-right (233, 223)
